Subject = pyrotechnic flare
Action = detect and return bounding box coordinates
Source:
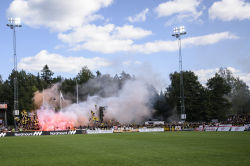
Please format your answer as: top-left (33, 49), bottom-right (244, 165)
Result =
top-left (34, 79), bottom-right (154, 130)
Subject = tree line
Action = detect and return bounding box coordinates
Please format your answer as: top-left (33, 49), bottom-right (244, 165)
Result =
top-left (0, 65), bottom-right (249, 125)
top-left (164, 68), bottom-right (250, 122)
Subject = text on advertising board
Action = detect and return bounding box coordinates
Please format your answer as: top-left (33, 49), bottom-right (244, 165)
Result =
top-left (0, 104), bottom-right (7, 109)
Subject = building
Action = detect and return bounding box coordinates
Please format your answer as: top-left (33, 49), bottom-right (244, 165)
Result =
top-left (0, 102), bottom-right (8, 126)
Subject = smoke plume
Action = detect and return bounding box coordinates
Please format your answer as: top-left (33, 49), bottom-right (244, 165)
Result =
top-left (34, 78), bottom-right (154, 130)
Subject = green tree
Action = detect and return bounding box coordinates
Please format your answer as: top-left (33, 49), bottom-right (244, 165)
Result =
top-left (153, 89), bottom-right (171, 120)
top-left (230, 78), bottom-right (250, 114)
top-left (61, 78), bottom-right (76, 95)
top-left (206, 73), bottom-right (231, 120)
top-left (96, 70), bottom-right (102, 77)
top-left (1, 80), bottom-right (14, 124)
top-left (51, 75), bottom-right (62, 84)
top-left (76, 66), bottom-right (94, 84)
top-left (17, 70), bottom-right (38, 112)
top-left (217, 67), bottom-right (250, 115)
top-left (41, 64), bottom-right (54, 85)
top-left (0, 74), bottom-right (3, 101)
top-left (167, 71), bottom-right (206, 121)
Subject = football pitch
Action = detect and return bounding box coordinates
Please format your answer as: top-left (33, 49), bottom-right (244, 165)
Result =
top-left (1, 132), bottom-right (250, 166)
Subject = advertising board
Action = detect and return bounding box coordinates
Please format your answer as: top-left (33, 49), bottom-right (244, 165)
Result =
top-left (86, 129), bottom-right (113, 134)
top-left (195, 127), bottom-right (204, 131)
top-left (205, 127), bottom-right (218, 131)
top-left (231, 127), bottom-right (245, 131)
top-left (217, 127), bottom-right (231, 131)
top-left (0, 104), bottom-right (7, 109)
top-left (139, 128), bottom-right (164, 132)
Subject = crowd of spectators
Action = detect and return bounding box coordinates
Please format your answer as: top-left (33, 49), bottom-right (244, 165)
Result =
top-left (15, 111), bottom-right (39, 131)
top-left (221, 114), bottom-right (250, 125)
top-left (1, 113), bottom-right (250, 132)
top-left (78, 114), bottom-right (250, 131)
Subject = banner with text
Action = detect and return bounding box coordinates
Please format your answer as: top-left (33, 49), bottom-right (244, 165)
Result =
top-left (139, 128), bottom-right (164, 132)
top-left (217, 127), bottom-right (231, 131)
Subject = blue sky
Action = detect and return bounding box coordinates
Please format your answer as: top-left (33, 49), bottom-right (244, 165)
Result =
top-left (1, 0), bottom-right (250, 90)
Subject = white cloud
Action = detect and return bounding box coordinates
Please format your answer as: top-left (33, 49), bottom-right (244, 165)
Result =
top-left (130, 31), bottom-right (238, 54)
top-left (240, 73), bottom-right (250, 86)
top-left (128, 8), bottom-right (149, 23)
top-left (193, 68), bottom-right (219, 83)
top-left (6, 0), bottom-right (113, 32)
top-left (58, 24), bottom-right (115, 44)
top-left (114, 25), bottom-right (152, 39)
top-left (54, 45), bottom-right (67, 50)
top-left (122, 60), bottom-right (142, 66)
top-left (58, 24), bottom-right (153, 53)
top-left (181, 31), bottom-right (238, 46)
top-left (73, 39), bottom-right (134, 54)
top-left (104, 18), bottom-right (112, 24)
top-left (154, 0), bottom-right (204, 26)
top-left (18, 50), bottom-right (112, 72)
top-left (123, 61), bottom-right (132, 66)
top-left (209, 0), bottom-right (250, 21)
top-left (193, 67), bottom-right (250, 86)
top-left (58, 24), bottom-right (152, 45)
top-left (65, 31), bottom-right (238, 54)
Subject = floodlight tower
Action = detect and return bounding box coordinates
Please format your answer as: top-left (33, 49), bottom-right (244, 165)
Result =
top-left (172, 26), bottom-right (186, 122)
top-left (7, 18), bottom-right (22, 130)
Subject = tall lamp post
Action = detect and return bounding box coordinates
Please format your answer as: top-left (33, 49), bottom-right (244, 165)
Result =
top-left (7, 18), bottom-right (22, 130)
top-left (172, 26), bottom-right (186, 122)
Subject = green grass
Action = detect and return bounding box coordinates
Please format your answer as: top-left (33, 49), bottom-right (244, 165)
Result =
top-left (1, 132), bottom-right (250, 166)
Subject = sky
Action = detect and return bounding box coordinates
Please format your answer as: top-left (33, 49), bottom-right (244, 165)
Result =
top-left (1, 0), bottom-right (250, 90)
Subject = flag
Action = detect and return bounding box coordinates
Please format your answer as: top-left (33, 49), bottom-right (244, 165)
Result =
top-left (60, 91), bottom-right (64, 100)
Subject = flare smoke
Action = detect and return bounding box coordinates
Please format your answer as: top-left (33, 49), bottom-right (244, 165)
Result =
top-left (33, 79), bottom-right (154, 130)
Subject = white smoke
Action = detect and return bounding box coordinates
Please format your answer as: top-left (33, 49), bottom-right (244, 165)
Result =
top-left (35, 79), bottom-right (153, 130)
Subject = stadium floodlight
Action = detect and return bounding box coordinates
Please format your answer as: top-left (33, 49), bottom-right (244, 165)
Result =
top-left (7, 18), bottom-right (22, 130)
top-left (172, 26), bottom-right (187, 122)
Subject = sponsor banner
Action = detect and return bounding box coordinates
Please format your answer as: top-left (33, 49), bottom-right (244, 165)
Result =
top-left (43, 130), bottom-right (76, 135)
top-left (175, 126), bottom-right (181, 131)
top-left (217, 127), bottom-right (230, 131)
top-left (114, 129), bottom-right (139, 133)
top-left (86, 130), bottom-right (113, 134)
top-left (49, 131), bottom-right (68, 135)
top-left (0, 104), bottom-right (7, 109)
top-left (28, 112), bottom-right (34, 117)
top-left (4, 131), bottom-right (42, 137)
top-left (205, 127), bottom-right (218, 131)
top-left (114, 129), bottom-right (123, 133)
top-left (0, 132), bottom-right (6, 137)
top-left (76, 129), bottom-right (86, 134)
top-left (139, 128), bottom-right (164, 132)
top-left (195, 127), bottom-right (204, 131)
top-left (132, 129), bottom-right (139, 132)
top-left (15, 132), bottom-right (35, 136)
top-left (231, 127), bottom-right (245, 131)
top-left (244, 124), bottom-right (250, 129)
top-left (123, 129), bottom-right (131, 132)
top-left (219, 124), bottom-right (232, 126)
top-left (1, 130), bottom-right (78, 137)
